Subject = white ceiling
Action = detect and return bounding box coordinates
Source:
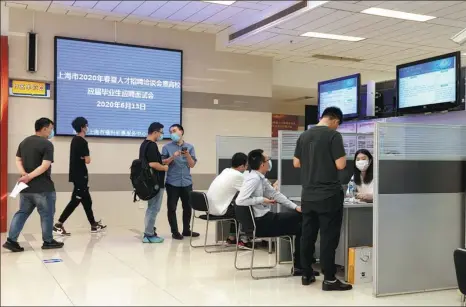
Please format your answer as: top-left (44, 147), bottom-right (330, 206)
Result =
top-left (6, 1), bottom-right (466, 72)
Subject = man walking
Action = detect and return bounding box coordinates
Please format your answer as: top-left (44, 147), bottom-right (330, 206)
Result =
top-left (294, 107), bottom-right (352, 291)
top-left (54, 117), bottom-right (106, 235)
top-left (3, 118), bottom-right (64, 252)
top-left (162, 124), bottom-right (199, 240)
top-left (140, 122), bottom-right (168, 243)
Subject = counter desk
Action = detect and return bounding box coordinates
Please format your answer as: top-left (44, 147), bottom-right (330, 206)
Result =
top-left (285, 197), bottom-right (373, 281)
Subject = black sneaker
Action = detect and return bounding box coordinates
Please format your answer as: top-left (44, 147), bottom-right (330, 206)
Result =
top-left (53, 224), bottom-right (71, 236)
top-left (172, 232), bottom-right (184, 240)
top-left (42, 239), bottom-right (64, 250)
top-left (301, 274), bottom-right (316, 286)
top-left (322, 279), bottom-right (353, 291)
top-left (2, 239), bottom-right (24, 252)
top-left (91, 220), bottom-right (107, 233)
top-left (182, 230), bottom-right (200, 237)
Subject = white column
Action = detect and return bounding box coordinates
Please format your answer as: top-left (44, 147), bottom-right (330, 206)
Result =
top-left (1, 3), bottom-right (9, 36)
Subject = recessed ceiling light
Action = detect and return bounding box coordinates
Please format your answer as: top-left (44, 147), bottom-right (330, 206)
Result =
top-left (361, 7), bottom-right (436, 22)
top-left (203, 1), bottom-right (236, 5)
top-left (300, 32), bottom-right (365, 42)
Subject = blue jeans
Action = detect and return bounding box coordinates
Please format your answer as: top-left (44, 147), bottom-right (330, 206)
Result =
top-left (8, 192), bottom-right (56, 243)
top-left (144, 189), bottom-right (164, 237)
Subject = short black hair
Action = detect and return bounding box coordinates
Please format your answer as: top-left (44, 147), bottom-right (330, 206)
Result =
top-left (71, 117), bottom-right (88, 133)
top-left (231, 152), bottom-right (247, 168)
top-left (169, 124), bottom-right (184, 135)
top-left (248, 149), bottom-right (265, 171)
top-left (35, 118), bottom-right (54, 132)
top-left (321, 107), bottom-right (343, 124)
top-left (148, 122), bottom-right (164, 134)
top-left (353, 149), bottom-right (373, 185)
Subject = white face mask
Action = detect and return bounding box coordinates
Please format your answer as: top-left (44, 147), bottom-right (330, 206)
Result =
top-left (356, 160), bottom-right (370, 171)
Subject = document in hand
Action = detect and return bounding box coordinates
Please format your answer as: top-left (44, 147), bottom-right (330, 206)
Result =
top-left (10, 182), bottom-right (28, 198)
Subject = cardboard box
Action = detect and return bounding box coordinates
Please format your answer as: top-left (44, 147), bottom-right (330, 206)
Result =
top-left (348, 246), bottom-right (373, 285)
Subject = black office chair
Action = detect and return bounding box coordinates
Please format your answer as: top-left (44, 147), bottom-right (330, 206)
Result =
top-left (454, 248), bottom-right (466, 306)
top-left (234, 204), bottom-right (294, 280)
top-left (188, 191), bottom-right (237, 253)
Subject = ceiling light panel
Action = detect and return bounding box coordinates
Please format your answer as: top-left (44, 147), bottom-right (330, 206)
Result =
top-left (300, 32), bottom-right (365, 42)
top-left (203, 1), bottom-right (236, 5)
top-left (361, 7), bottom-right (436, 22)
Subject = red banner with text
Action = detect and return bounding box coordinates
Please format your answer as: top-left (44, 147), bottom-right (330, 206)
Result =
top-left (272, 114), bottom-right (298, 137)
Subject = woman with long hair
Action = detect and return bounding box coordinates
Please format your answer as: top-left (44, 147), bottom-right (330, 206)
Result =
top-left (352, 149), bottom-right (374, 202)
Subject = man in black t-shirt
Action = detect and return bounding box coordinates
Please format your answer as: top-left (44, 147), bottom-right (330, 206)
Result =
top-left (3, 118), bottom-right (64, 252)
top-left (54, 117), bottom-right (106, 236)
top-left (294, 107), bottom-right (352, 291)
top-left (140, 122), bottom-right (168, 243)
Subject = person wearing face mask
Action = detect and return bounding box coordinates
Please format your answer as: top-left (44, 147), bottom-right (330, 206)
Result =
top-left (294, 106), bottom-right (352, 291)
top-left (54, 117), bottom-right (106, 236)
top-left (236, 149), bottom-right (309, 276)
top-left (206, 152), bottom-right (248, 244)
top-left (351, 149), bottom-right (374, 203)
top-left (136, 122), bottom-right (168, 243)
top-left (3, 118), bottom-right (64, 252)
top-left (162, 124), bottom-right (199, 240)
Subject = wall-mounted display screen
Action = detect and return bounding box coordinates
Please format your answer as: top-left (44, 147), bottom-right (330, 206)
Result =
top-left (54, 37), bottom-right (182, 138)
top-left (318, 73), bottom-right (360, 120)
top-left (397, 51), bottom-right (460, 114)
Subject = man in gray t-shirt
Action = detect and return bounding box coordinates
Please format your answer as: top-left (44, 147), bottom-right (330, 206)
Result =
top-left (2, 118), bottom-right (64, 253)
top-left (293, 107), bottom-right (352, 291)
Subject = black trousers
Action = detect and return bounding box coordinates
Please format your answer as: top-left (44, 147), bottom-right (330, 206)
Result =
top-left (166, 184), bottom-right (192, 234)
top-left (59, 181), bottom-right (96, 225)
top-left (254, 211), bottom-right (302, 268)
top-left (301, 191), bottom-right (344, 281)
top-left (223, 205), bottom-right (236, 235)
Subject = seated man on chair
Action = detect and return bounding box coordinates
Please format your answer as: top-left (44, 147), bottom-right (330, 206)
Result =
top-left (236, 149), bottom-right (317, 276)
top-left (207, 152), bottom-right (247, 244)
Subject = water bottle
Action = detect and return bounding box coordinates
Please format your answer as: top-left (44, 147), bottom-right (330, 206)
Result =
top-left (347, 178), bottom-right (356, 202)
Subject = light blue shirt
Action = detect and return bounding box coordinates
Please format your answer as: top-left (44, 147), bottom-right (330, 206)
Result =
top-left (236, 170), bottom-right (297, 218)
top-left (162, 141), bottom-right (197, 187)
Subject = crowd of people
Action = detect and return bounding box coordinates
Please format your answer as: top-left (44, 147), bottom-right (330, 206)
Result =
top-left (2, 106), bottom-right (374, 292)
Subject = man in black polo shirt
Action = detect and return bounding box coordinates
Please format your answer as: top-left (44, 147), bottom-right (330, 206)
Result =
top-left (54, 117), bottom-right (106, 235)
top-left (294, 107), bottom-right (352, 291)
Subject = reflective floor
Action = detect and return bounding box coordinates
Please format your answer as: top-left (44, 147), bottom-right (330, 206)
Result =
top-left (1, 227), bottom-right (461, 306)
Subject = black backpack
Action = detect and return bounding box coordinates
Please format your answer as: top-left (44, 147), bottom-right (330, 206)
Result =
top-left (130, 141), bottom-right (160, 202)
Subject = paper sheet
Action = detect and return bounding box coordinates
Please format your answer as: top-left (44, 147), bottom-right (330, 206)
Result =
top-left (9, 182), bottom-right (28, 198)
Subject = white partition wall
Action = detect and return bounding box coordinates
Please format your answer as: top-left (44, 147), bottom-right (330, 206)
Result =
top-left (374, 123), bottom-right (466, 296)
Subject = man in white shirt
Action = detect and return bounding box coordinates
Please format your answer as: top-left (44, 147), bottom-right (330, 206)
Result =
top-left (207, 152), bottom-right (247, 243)
top-left (236, 149), bottom-right (318, 276)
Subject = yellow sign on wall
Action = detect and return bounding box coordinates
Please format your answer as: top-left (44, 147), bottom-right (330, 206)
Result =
top-left (9, 80), bottom-right (50, 98)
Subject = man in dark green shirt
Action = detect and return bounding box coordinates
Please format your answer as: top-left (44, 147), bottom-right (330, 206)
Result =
top-left (294, 107), bottom-right (352, 291)
top-left (3, 118), bottom-right (64, 252)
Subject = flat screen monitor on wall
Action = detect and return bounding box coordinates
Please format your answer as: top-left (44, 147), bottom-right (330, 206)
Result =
top-left (318, 73), bottom-right (360, 120)
top-left (396, 51), bottom-right (461, 115)
top-left (54, 37), bottom-right (182, 138)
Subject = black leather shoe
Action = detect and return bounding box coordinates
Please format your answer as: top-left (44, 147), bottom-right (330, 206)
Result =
top-left (292, 268), bottom-right (320, 277)
top-left (301, 274), bottom-right (316, 286)
top-left (172, 232), bottom-right (184, 240)
top-left (182, 231), bottom-right (200, 237)
top-left (322, 279), bottom-right (353, 291)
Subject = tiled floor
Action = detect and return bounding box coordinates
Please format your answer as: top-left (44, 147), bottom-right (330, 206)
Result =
top-left (1, 227), bottom-right (461, 306)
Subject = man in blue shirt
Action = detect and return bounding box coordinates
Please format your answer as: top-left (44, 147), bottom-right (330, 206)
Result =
top-left (162, 124), bottom-right (200, 240)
